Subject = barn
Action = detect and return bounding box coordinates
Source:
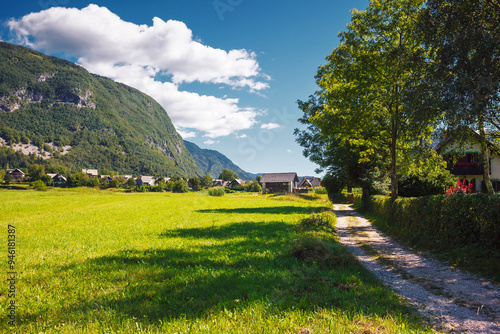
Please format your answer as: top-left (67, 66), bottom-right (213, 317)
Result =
top-left (260, 172), bottom-right (299, 194)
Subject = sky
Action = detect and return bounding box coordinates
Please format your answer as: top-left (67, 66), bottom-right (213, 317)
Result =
top-left (1, 0), bottom-right (369, 177)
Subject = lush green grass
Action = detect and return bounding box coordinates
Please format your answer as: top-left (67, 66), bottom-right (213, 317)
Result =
top-left (0, 189), bottom-right (432, 333)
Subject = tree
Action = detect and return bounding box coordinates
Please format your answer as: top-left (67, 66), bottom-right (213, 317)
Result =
top-left (307, 0), bottom-right (440, 202)
top-left (32, 180), bottom-right (47, 191)
top-left (28, 164), bottom-right (46, 181)
top-left (127, 177), bottom-right (136, 188)
top-left (420, 0), bottom-right (500, 194)
top-left (4, 172), bottom-right (11, 184)
top-left (200, 173), bottom-right (213, 188)
top-left (188, 177), bottom-right (201, 191)
top-left (0, 169), bottom-right (5, 184)
top-left (245, 179), bottom-right (262, 192)
top-left (67, 172), bottom-right (90, 187)
top-left (219, 169), bottom-right (239, 181)
top-left (155, 178), bottom-right (167, 191)
top-left (172, 179), bottom-right (189, 193)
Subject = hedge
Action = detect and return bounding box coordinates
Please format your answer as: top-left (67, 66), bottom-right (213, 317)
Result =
top-left (367, 194), bottom-right (500, 251)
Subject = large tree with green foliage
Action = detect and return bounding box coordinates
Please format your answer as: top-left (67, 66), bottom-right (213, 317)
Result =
top-left (420, 0), bottom-right (500, 194)
top-left (307, 0), bottom-right (442, 202)
top-left (218, 169), bottom-right (238, 182)
top-left (200, 173), bottom-right (213, 188)
top-left (295, 95), bottom-right (389, 206)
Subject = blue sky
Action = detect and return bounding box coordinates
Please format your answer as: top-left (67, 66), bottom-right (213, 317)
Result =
top-left (1, 0), bottom-right (369, 177)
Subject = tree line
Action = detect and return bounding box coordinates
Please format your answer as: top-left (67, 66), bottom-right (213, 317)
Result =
top-left (295, 0), bottom-right (500, 203)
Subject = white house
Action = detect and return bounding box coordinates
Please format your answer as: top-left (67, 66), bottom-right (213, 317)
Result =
top-left (436, 135), bottom-right (500, 192)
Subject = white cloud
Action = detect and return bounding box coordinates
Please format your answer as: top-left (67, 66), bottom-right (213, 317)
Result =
top-left (287, 149), bottom-right (293, 153)
top-left (260, 123), bottom-right (281, 130)
top-left (236, 134), bottom-right (248, 139)
top-left (203, 139), bottom-right (219, 145)
top-left (7, 5), bottom-right (269, 138)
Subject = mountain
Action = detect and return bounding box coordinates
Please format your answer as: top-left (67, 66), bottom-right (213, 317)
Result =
top-left (184, 140), bottom-right (257, 181)
top-left (0, 42), bottom-right (201, 177)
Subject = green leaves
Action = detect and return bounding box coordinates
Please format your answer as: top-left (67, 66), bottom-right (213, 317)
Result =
top-left (298, 0), bottom-right (443, 201)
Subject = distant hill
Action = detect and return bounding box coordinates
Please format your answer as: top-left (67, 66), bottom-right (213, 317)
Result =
top-left (184, 140), bottom-right (257, 181)
top-left (0, 42), bottom-right (201, 177)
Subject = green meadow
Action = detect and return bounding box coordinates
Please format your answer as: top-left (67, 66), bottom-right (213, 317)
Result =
top-left (0, 189), bottom-right (432, 333)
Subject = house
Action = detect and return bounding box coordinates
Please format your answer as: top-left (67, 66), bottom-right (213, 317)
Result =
top-left (52, 174), bottom-right (67, 187)
top-left (82, 169), bottom-right (98, 178)
top-left (136, 176), bottom-right (156, 186)
top-left (6, 169), bottom-right (25, 182)
top-left (297, 177), bottom-right (321, 189)
top-left (436, 134), bottom-right (500, 192)
top-left (100, 175), bottom-right (112, 183)
top-left (228, 179), bottom-right (246, 188)
top-left (260, 172), bottom-right (299, 194)
top-left (212, 179), bottom-right (224, 187)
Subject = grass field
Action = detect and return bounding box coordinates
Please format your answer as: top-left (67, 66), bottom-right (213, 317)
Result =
top-left (0, 189), bottom-right (433, 333)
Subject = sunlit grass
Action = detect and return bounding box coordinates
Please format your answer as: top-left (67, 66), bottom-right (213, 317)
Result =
top-left (0, 188), bottom-right (433, 333)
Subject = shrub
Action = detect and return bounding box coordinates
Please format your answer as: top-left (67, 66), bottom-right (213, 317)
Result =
top-left (366, 194), bottom-right (500, 251)
top-left (314, 186), bottom-right (328, 194)
top-left (328, 193), bottom-right (350, 204)
top-left (245, 179), bottom-right (262, 193)
top-left (290, 236), bottom-right (354, 266)
top-left (299, 212), bottom-right (336, 232)
top-left (208, 187), bottom-right (225, 197)
top-left (446, 178), bottom-right (473, 195)
top-left (32, 180), bottom-right (47, 191)
top-left (172, 179), bottom-right (189, 193)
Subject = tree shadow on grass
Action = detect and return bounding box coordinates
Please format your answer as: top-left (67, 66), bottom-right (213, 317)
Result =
top-left (196, 205), bottom-right (330, 215)
top-left (29, 221), bottom-right (419, 328)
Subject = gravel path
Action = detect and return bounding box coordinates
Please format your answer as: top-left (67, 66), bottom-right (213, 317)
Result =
top-left (333, 204), bottom-right (500, 334)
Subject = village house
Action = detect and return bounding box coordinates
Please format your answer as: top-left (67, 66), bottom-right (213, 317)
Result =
top-left (212, 179), bottom-right (230, 187)
top-left (6, 168), bottom-right (25, 182)
top-left (260, 172), bottom-right (299, 194)
top-left (52, 174), bottom-right (67, 187)
top-left (436, 134), bottom-right (500, 192)
top-left (82, 169), bottom-right (98, 178)
top-left (135, 175), bottom-right (155, 186)
top-left (228, 179), bottom-right (246, 188)
top-left (297, 176), bottom-right (321, 188)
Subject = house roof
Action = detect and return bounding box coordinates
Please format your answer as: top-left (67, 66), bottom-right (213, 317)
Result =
top-left (82, 169), bottom-right (98, 176)
top-left (139, 176), bottom-right (155, 183)
top-left (435, 130), bottom-right (500, 155)
top-left (7, 168), bottom-right (24, 174)
top-left (299, 177), bottom-right (321, 187)
top-left (260, 172), bottom-right (299, 183)
top-left (298, 179), bottom-right (313, 187)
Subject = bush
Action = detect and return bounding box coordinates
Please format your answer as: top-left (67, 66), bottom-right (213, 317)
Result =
top-left (32, 180), bottom-right (47, 191)
top-left (328, 193), bottom-right (350, 204)
top-left (314, 186), bottom-right (328, 194)
top-left (172, 179), bottom-right (189, 193)
top-left (366, 194), bottom-right (500, 251)
top-left (208, 187), bottom-right (225, 197)
top-left (299, 212), bottom-right (336, 232)
top-left (245, 179), bottom-right (262, 192)
top-left (290, 235), bottom-right (353, 266)
top-left (398, 173), bottom-right (454, 197)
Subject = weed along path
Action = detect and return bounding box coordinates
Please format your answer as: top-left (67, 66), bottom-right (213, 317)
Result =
top-left (333, 204), bottom-right (500, 334)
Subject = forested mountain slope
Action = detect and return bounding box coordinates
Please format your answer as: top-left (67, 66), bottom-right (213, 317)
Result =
top-left (0, 42), bottom-right (201, 177)
top-left (184, 140), bottom-right (257, 180)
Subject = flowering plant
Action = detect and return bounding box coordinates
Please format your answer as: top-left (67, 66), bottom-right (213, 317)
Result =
top-left (445, 178), bottom-right (473, 195)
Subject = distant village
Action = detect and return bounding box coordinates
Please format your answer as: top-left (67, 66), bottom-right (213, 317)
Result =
top-left (2, 167), bottom-right (323, 195)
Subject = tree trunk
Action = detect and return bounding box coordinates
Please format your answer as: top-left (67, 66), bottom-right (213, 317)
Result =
top-left (362, 185), bottom-right (370, 209)
top-left (390, 107), bottom-right (399, 203)
top-left (479, 117), bottom-right (494, 194)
